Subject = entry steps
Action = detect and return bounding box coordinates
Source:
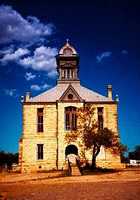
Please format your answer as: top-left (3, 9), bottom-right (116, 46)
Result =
top-left (71, 165), bottom-right (81, 176)
top-left (65, 153), bottom-right (82, 176)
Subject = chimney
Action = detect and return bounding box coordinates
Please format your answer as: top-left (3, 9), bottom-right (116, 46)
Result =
top-left (107, 85), bottom-right (112, 100)
top-left (20, 96), bottom-right (25, 103)
top-left (115, 94), bottom-right (119, 102)
top-left (25, 92), bottom-right (31, 102)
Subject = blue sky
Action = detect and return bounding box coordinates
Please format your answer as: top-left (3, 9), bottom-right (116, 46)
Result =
top-left (0, 0), bottom-right (140, 153)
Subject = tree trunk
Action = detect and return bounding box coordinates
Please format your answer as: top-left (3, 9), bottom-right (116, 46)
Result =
top-left (91, 156), bottom-right (96, 169)
top-left (91, 145), bottom-right (101, 170)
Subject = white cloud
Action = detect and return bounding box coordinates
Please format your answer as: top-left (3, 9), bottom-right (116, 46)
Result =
top-left (96, 51), bottom-right (112, 63)
top-left (121, 50), bottom-right (128, 54)
top-left (0, 45), bottom-right (58, 79)
top-left (4, 89), bottom-right (17, 97)
top-left (1, 48), bottom-right (30, 64)
top-left (0, 5), bottom-right (53, 44)
top-left (30, 83), bottom-right (50, 91)
top-left (30, 84), bottom-right (41, 91)
top-left (25, 72), bottom-right (36, 81)
top-left (0, 46), bottom-right (14, 55)
top-left (20, 46), bottom-right (57, 73)
top-left (0, 5), bottom-right (57, 80)
top-left (42, 83), bottom-right (51, 90)
top-left (47, 70), bottom-right (58, 78)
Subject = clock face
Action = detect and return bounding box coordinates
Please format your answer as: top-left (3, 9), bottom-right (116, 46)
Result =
top-left (63, 47), bottom-right (73, 56)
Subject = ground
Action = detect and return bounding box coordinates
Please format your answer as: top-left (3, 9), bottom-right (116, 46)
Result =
top-left (0, 168), bottom-right (140, 200)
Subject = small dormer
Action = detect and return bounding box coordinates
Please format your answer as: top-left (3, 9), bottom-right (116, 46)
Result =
top-left (56, 40), bottom-right (80, 84)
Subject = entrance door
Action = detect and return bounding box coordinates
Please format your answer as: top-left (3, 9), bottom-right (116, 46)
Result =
top-left (65, 144), bottom-right (78, 156)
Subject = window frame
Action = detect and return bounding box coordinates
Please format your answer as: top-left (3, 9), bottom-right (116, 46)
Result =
top-left (37, 144), bottom-right (44, 160)
top-left (97, 107), bottom-right (104, 130)
top-left (37, 108), bottom-right (44, 133)
top-left (65, 106), bottom-right (77, 131)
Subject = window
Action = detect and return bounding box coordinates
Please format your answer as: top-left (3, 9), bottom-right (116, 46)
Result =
top-left (71, 70), bottom-right (74, 79)
top-left (37, 144), bottom-right (43, 160)
top-left (97, 107), bottom-right (104, 130)
top-left (63, 47), bottom-right (73, 56)
top-left (68, 93), bottom-right (73, 100)
top-left (62, 69), bottom-right (65, 79)
top-left (67, 69), bottom-right (70, 79)
top-left (37, 108), bottom-right (44, 132)
top-left (65, 106), bottom-right (77, 130)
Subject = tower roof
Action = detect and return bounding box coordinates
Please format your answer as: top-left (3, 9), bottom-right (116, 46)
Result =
top-left (59, 39), bottom-right (77, 55)
top-left (26, 41), bottom-right (115, 104)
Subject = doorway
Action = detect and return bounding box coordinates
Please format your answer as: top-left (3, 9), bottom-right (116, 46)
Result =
top-left (65, 144), bottom-right (78, 156)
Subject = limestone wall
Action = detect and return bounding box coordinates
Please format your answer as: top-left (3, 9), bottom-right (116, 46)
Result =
top-left (23, 104), bottom-right (57, 137)
top-left (57, 102), bottom-right (83, 169)
top-left (20, 103), bottom-right (58, 172)
top-left (19, 101), bottom-right (122, 172)
top-left (56, 102), bottom-right (121, 169)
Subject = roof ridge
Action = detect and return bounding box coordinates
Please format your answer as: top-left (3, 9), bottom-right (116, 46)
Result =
top-left (29, 83), bottom-right (113, 102)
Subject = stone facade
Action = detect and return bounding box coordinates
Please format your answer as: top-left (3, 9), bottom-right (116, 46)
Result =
top-left (19, 41), bottom-right (123, 173)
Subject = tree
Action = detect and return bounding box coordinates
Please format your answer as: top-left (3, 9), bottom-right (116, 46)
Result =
top-left (129, 145), bottom-right (140, 160)
top-left (120, 145), bottom-right (128, 163)
top-left (0, 151), bottom-right (18, 170)
top-left (65, 104), bottom-right (124, 169)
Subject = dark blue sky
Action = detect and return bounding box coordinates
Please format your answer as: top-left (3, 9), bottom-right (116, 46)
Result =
top-left (0, 0), bottom-right (140, 153)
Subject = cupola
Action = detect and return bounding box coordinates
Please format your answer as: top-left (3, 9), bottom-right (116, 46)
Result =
top-left (56, 40), bottom-right (79, 84)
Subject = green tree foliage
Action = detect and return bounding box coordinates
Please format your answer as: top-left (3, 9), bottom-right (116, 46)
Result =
top-left (65, 104), bottom-right (125, 169)
top-left (0, 151), bottom-right (18, 169)
top-left (129, 145), bottom-right (140, 160)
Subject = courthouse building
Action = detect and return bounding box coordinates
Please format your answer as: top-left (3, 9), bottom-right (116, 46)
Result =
top-left (19, 41), bottom-right (122, 172)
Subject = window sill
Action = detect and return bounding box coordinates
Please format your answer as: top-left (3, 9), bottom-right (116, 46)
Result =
top-left (36, 159), bottom-right (44, 161)
top-left (37, 132), bottom-right (44, 134)
top-left (65, 129), bottom-right (77, 132)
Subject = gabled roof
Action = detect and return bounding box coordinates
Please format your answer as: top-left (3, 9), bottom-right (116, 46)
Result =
top-left (59, 84), bottom-right (83, 102)
top-left (29, 83), bottom-right (113, 103)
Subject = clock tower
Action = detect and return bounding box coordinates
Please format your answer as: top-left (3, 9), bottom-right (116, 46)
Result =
top-left (56, 40), bottom-right (79, 84)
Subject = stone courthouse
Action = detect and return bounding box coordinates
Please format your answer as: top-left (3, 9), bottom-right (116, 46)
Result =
top-left (19, 41), bottom-right (122, 173)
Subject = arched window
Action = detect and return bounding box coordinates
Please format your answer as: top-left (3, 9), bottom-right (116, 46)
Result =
top-left (63, 47), bottom-right (73, 56)
top-left (65, 106), bottom-right (77, 130)
top-left (97, 107), bottom-right (104, 130)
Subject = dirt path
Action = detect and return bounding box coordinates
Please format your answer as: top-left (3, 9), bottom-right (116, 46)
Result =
top-left (0, 169), bottom-right (140, 200)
